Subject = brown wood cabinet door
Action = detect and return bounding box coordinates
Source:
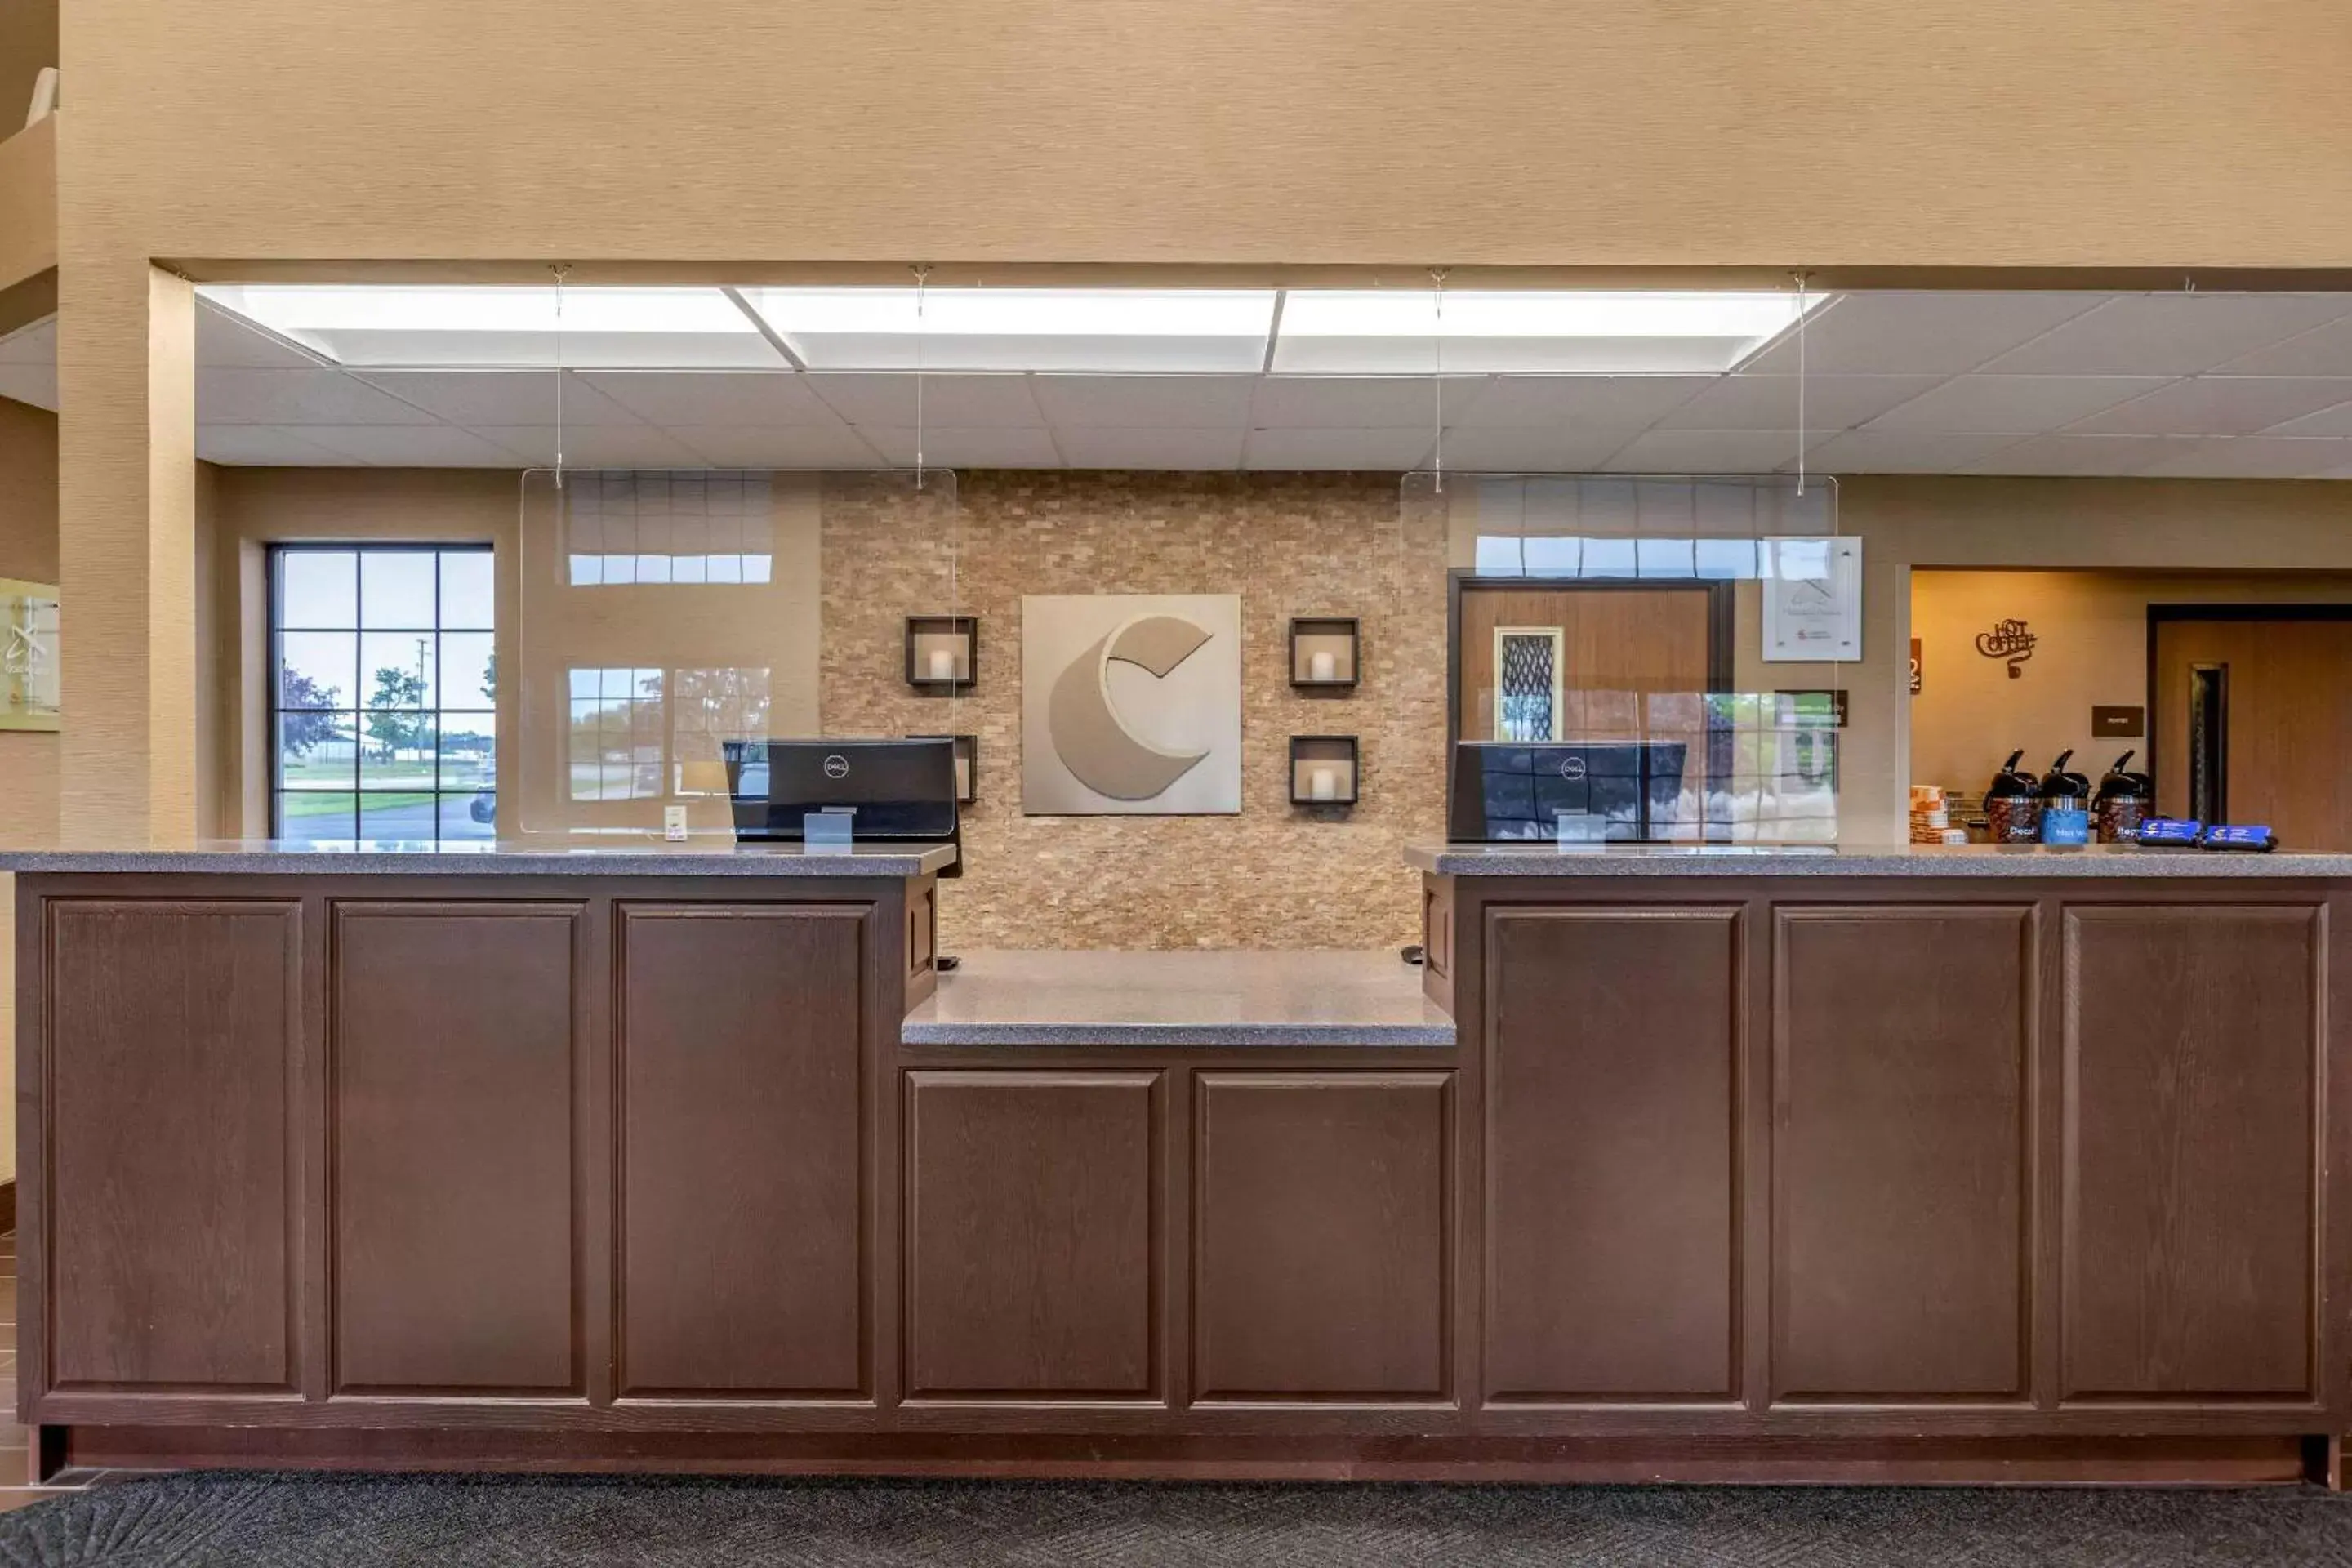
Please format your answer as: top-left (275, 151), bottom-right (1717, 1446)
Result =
top-left (2154, 617), bottom-right (2352, 850)
top-left (1481, 907), bottom-right (1739, 1404)
top-left (1191, 1074), bottom-right (1450, 1404)
top-left (617, 905), bottom-right (871, 1400)
top-left (903, 1071), bottom-right (1160, 1401)
top-left (330, 902), bottom-right (586, 1396)
top-left (1771, 906), bottom-right (2033, 1402)
top-left (2060, 905), bottom-right (2322, 1402)
top-left (41, 899), bottom-right (302, 1396)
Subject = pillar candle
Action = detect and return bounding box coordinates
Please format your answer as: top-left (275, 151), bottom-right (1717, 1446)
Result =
top-left (929, 647), bottom-right (956, 681)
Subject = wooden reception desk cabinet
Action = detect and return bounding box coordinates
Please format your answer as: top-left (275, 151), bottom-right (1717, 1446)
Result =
top-left (7, 840), bottom-right (2351, 1486)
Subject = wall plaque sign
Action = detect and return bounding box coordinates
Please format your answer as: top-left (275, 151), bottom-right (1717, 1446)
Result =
top-left (1022, 594), bottom-right (1242, 815)
top-left (2091, 705), bottom-right (2145, 738)
top-left (0, 578), bottom-right (60, 731)
top-left (1974, 617), bottom-right (2038, 679)
top-left (1762, 537), bottom-right (1862, 662)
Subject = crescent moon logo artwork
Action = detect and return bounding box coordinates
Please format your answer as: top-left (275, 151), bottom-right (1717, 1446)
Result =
top-left (1047, 613), bottom-right (1215, 800)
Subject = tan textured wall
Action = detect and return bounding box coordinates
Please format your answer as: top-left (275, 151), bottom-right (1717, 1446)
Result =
top-left (1910, 569), bottom-right (2352, 800)
top-left (0, 394), bottom-right (60, 1183)
top-left (822, 471), bottom-right (1447, 951)
top-left (0, 1), bottom-right (55, 136)
top-left (56, 2), bottom-right (2352, 270)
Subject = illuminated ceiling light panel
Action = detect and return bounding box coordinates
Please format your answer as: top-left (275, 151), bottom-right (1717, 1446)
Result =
top-left (737, 287), bottom-right (1279, 372)
top-left (195, 285), bottom-right (783, 369)
top-left (1271, 290), bottom-right (1829, 374)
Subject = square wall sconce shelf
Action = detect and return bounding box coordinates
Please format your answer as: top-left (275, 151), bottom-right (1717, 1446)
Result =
top-left (1290, 735), bottom-right (1361, 808)
top-left (1289, 617), bottom-right (1360, 691)
top-left (913, 733), bottom-right (978, 804)
top-left (906, 616), bottom-right (978, 693)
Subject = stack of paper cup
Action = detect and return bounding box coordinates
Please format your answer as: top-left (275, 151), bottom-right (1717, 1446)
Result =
top-left (1909, 785), bottom-right (1953, 844)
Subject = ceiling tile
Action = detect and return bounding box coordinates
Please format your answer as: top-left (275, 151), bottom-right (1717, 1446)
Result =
top-left (1864, 375), bottom-right (2172, 434)
top-left (576, 370), bottom-right (846, 427)
top-left (1031, 375), bottom-right (1257, 429)
top-left (2066, 376), bottom-right (2352, 437)
top-left (0, 362), bottom-right (59, 411)
top-left (1803, 430), bottom-right (2030, 474)
top-left (1598, 429), bottom-right (1825, 474)
top-left (1739, 292), bottom-right (2103, 375)
top-left (195, 301), bottom-right (327, 369)
top-left (664, 425), bottom-right (886, 467)
top-left (355, 370), bottom-right (645, 426)
top-left (1451, 375), bottom-right (1714, 430)
top-left (1425, 426), bottom-right (1631, 473)
top-left (2265, 399), bottom-right (2352, 439)
top-left (198, 368), bottom-right (444, 425)
top-left (1056, 427), bottom-right (1247, 469)
top-left (287, 425), bottom-right (523, 467)
top-left (194, 425), bottom-right (355, 465)
top-left (2137, 437), bottom-right (2352, 479)
top-left (808, 373), bottom-right (1043, 428)
top-left (1655, 374), bottom-right (1944, 432)
top-left (1249, 376), bottom-right (1485, 429)
top-left (1241, 427), bottom-right (1436, 470)
top-left (0, 316), bottom-right (56, 366)
top-left (473, 425), bottom-right (707, 468)
top-left (857, 425), bottom-right (1064, 467)
top-left (2216, 314), bottom-right (2352, 376)
top-left (1962, 434), bottom-right (2192, 476)
top-left (1980, 295), bottom-right (2352, 376)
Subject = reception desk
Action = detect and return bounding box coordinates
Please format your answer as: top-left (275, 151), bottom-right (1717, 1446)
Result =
top-left (7, 840), bottom-right (2350, 1485)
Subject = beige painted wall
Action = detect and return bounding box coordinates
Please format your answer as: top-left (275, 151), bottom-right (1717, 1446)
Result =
top-left (0, 394), bottom-right (59, 1183)
top-left (1911, 570), bottom-right (2352, 807)
top-left (0, 1), bottom-right (54, 134)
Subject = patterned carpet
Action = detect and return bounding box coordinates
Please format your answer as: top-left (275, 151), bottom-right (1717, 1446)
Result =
top-left (2, 1477), bottom-right (2352, 1566)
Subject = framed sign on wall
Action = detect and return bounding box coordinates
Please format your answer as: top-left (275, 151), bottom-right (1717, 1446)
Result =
top-left (0, 578), bottom-right (60, 731)
top-left (1762, 537), bottom-right (1863, 662)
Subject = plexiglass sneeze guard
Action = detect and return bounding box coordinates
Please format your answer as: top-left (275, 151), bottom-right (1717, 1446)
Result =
top-left (515, 467), bottom-right (964, 838)
top-left (1409, 473), bottom-right (1851, 844)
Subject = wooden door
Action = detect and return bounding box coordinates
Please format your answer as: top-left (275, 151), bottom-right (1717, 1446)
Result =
top-left (1456, 586), bottom-right (1717, 743)
top-left (2154, 614), bottom-right (2352, 849)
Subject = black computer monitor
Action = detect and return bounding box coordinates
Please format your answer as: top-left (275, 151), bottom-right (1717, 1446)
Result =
top-left (1447, 740), bottom-right (1689, 843)
top-left (723, 738), bottom-right (961, 872)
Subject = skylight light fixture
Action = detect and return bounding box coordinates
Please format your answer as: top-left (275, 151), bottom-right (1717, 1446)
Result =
top-left (195, 285), bottom-right (781, 369)
top-left (1271, 289), bottom-right (1828, 374)
top-left (737, 287), bottom-right (1279, 372)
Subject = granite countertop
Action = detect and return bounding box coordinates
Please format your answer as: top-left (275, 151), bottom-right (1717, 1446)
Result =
top-left (0, 838), bottom-right (958, 877)
top-left (902, 949), bottom-right (1456, 1048)
top-left (1405, 841), bottom-right (2352, 877)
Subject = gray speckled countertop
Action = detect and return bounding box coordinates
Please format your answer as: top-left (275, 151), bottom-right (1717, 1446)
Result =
top-left (1406, 841), bottom-right (2352, 877)
top-left (0, 838), bottom-right (957, 878)
top-left (902, 950), bottom-right (1455, 1047)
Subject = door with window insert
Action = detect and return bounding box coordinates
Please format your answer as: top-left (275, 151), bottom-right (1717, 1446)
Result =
top-left (2153, 609), bottom-right (2352, 851)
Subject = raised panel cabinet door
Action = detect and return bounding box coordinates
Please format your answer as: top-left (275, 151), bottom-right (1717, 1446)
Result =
top-left (903, 1071), bottom-right (1160, 1401)
top-left (2061, 905), bottom-right (2322, 1402)
top-left (1772, 906), bottom-right (2033, 1402)
top-left (331, 902), bottom-right (585, 1396)
top-left (617, 904), bottom-right (870, 1399)
top-left (1192, 1073), bottom-right (1450, 1403)
top-left (1482, 908), bottom-right (1738, 1404)
top-left (42, 899), bottom-right (301, 1394)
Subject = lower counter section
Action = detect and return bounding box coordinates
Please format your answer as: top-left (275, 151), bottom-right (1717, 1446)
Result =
top-left (13, 864), bottom-right (2352, 1484)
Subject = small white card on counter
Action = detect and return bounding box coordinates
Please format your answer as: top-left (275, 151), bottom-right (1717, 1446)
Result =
top-left (662, 805), bottom-right (688, 841)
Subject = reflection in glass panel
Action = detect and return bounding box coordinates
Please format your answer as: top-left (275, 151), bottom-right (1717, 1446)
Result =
top-left (439, 550), bottom-right (495, 629)
top-left (359, 550), bottom-right (438, 628)
top-left (1494, 630), bottom-right (1562, 742)
top-left (359, 631), bottom-right (437, 708)
top-left (278, 551), bottom-right (358, 628)
top-left (672, 667), bottom-right (771, 794)
top-left (563, 472), bottom-right (777, 589)
top-left (277, 710), bottom-right (357, 790)
top-left (278, 632), bottom-right (355, 710)
top-left (568, 666), bottom-right (666, 800)
top-left (277, 791), bottom-right (357, 845)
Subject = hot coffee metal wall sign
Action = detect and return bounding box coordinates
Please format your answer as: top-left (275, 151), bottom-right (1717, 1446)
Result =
top-left (1975, 617), bottom-right (2038, 679)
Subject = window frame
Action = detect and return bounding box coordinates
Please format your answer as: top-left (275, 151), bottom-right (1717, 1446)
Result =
top-left (267, 541), bottom-right (497, 844)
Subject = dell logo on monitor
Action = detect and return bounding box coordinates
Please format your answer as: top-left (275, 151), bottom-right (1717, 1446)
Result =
top-left (822, 754), bottom-right (850, 780)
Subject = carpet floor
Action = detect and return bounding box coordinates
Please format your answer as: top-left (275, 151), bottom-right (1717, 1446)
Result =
top-left (3, 1477), bottom-right (2352, 1566)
